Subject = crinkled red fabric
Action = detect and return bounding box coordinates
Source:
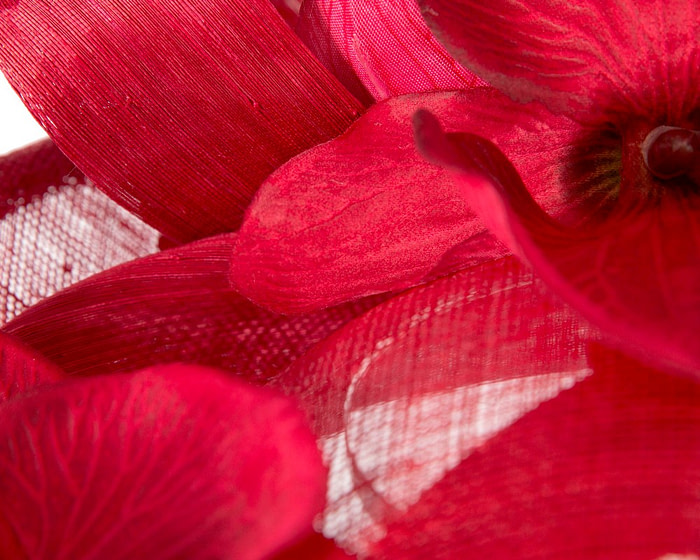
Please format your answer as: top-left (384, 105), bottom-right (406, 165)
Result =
top-left (0, 0), bottom-right (363, 243)
top-left (4, 234), bottom-right (387, 381)
top-left (232, 88), bottom-right (588, 313)
top-left (419, 0), bottom-right (700, 118)
top-left (297, 0), bottom-right (485, 104)
top-left (0, 364), bottom-right (327, 559)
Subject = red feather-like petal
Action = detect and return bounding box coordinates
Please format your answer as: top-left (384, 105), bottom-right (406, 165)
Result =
top-left (0, 0), bottom-right (363, 242)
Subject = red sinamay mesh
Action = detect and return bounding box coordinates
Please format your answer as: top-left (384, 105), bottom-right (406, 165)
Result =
top-left (0, 141), bottom-right (159, 325)
top-left (274, 257), bottom-right (700, 557)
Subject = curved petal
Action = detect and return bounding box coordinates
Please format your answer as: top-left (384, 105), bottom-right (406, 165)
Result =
top-left (0, 141), bottom-right (159, 325)
top-left (273, 256), bottom-right (597, 553)
top-left (415, 114), bottom-right (700, 377)
top-left (0, 332), bottom-right (64, 403)
top-left (373, 344), bottom-right (700, 558)
top-left (297, 0), bottom-right (485, 104)
top-left (3, 235), bottom-right (385, 380)
top-left (419, 0), bottom-right (700, 118)
top-left (0, 365), bottom-right (326, 559)
top-left (231, 88), bottom-right (584, 314)
top-left (0, 0), bottom-right (363, 243)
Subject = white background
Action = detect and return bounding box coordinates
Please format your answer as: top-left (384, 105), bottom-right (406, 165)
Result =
top-left (0, 72), bottom-right (49, 155)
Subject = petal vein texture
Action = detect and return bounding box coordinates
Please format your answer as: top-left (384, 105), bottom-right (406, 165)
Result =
top-left (0, 365), bottom-right (326, 559)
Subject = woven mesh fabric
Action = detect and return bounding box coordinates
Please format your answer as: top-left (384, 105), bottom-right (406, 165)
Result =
top-left (275, 256), bottom-right (700, 558)
top-left (0, 141), bottom-right (159, 325)
top-left (275, 256), bottom-right (595, 552)
top-left (4, 233), bottom-right (389, 382)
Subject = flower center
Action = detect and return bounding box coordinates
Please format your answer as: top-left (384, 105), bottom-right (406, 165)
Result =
top-left (642, 126), bottom-right (700, 183)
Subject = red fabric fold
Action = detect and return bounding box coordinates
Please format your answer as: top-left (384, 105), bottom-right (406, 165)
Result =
top-left (0, 0), bottom-right (363, 242)
top-left (0, 364), bottom-right (327, 559)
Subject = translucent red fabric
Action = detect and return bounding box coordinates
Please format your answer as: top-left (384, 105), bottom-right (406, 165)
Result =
top-left (0, 141), bottom-right (159, 325)
top-left (0, 0), bottom-right (698, 558)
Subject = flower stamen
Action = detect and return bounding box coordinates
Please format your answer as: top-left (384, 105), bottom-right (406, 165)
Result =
top-left (642, 126), bottom-right (700, 182)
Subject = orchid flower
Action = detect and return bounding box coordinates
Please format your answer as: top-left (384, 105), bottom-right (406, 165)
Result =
top-left (0, 0), bottom-right (698, 558)
top-left (411, 0), bottom-right (700, 376)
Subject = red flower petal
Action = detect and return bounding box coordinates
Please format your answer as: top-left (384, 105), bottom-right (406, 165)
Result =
top-left (231, 90), bottom-right (521, 314)
top-left (0, 0), bottom-right (363, 243)
top-left (0, 332), bottom-right (63, 403)
top-left (415, 114), bottom-right (700, 377)
top-left (373, 345), bottom-right (700, 557)
top-left (232, 88), bottom-right (585, 314)
top-left (273, 256), bottom-right (597, 553)
top-left (0, 365), bottom-right (326, 559)
top-left (0, 141), bottom-right (159, 325)
top-left (297, 0), bottom-right (485, 104)
top-left (4, 235), bottom-right (386, 380)
top-left (419, 0), bottom-right (700, 117)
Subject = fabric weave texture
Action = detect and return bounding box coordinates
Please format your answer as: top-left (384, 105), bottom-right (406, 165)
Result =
top-left (0, 0), bottom-right (698, 558)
